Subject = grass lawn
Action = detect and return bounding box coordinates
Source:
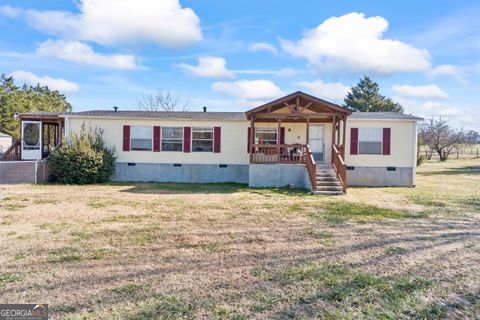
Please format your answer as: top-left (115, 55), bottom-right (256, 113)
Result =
top-left (0, 159), bottom-right (479, 319)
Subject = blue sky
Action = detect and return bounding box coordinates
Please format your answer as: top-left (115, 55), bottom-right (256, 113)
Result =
top-left (0, 0), bottom-right (479, 129)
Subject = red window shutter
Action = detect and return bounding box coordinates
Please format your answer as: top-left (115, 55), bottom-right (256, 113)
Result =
top-left (213, 126), bottom-right (221, 153)
top-left (279, 127), bottom-right (285, 144)
top-left (383, 128), bottom-right (391, 155)
top-left (350, 128), bottom-right (358, 155)
top-left (183, 127), bottom-right (191, 153)
top-left (123, 125), bottom-right (130, 151)
top-left (153, 126), bottom-right (161, 152)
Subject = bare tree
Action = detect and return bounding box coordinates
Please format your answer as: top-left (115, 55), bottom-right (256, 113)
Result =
top-left (419, 118), bottom-right (468, 161)
top-left (137, 90), bottom-right (190, 111)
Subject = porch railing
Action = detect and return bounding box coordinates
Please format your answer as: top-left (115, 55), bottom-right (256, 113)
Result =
top-left (332, 144), bottom-right (347, 193)
top-left (0, 141), bottom-right (20, 161)
top-left (251, 144), bottom-right (308, 164)
top-left (305, 145), bottom-right (317, 191)
top-left (250, 143), bottom-right (318, 191)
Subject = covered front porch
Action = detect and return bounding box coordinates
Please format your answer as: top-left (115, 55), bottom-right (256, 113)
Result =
top-left (0, 113), bottom-right (64, 161)
top-left (246, 91), bottom-right (351, 192)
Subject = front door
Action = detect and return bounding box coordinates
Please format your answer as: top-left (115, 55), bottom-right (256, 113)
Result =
top-left (309, 124), bottom-right (325, 162)
top-left (21, 121), bottom-right (42, 160)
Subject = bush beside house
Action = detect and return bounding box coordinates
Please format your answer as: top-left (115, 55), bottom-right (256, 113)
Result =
top-left (50, 125), bottom-right (116, 184)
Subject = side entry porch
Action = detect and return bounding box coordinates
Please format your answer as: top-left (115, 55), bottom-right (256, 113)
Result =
top-left (0, 113), bottom-right (64, 161)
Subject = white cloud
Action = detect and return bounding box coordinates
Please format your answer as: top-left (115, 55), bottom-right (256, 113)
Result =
top-left (36, 39), bottom-right (138, 70)
top-left (297, 80), bottom-right (349, 101)
top-left (212, 80), bottom-right (283, 100)
top-left (11, 70), bottom-right (80, 92)
top-left (5, 0), bottom-right (202, 48)
top-left (281, 12), bottom-right (431, 73)
top-left (392, 84), bottom-right (449, 99)
top-left (178, 56), bottom-right (235, 78)
top-left (419, 101), bottom-right (464, 117)
top-left (429, 64), bottom-right (467, 83)
top-left (396, 96), bottom-right (480, 130)
top-left (249, 42), bottom-right (278, 55)
top-left (0, 5), bottom-right (21, 18)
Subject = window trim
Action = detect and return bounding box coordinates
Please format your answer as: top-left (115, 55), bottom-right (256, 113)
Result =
top-left (161, 126), bottom-right (184, 152)
top-left (191, 127), bottom-right (214, 152)
top-left (130, 125), bottom-right (153, 151)
top-left (357, 127), bottom-right (383, 155)
top-left (255, 127), bottom-right (278, 145)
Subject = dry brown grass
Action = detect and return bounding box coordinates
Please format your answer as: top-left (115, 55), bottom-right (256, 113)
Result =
top-left (0, 159), bottom-right (479, 319)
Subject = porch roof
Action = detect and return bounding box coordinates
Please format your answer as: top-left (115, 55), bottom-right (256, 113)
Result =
top-left (245, 91), bottom-right (352, 120)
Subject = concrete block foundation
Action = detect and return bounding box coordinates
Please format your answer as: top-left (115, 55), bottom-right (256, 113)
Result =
top-left (346, 166), bottom-right (415, 187)
top-left (113, 162), bottom-right (249, 184)
top-left (248, 164), bottom-right (311, 189)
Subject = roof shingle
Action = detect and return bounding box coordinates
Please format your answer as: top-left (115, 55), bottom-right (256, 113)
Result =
top-left (349, 112), bottom-right (423, 120)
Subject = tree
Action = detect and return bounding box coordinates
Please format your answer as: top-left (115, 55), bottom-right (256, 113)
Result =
top-left (419, 118), bottom-right (468, 161)
top-left (344, 76), bottom-right (404, 113)
top-left (0, 74), bottom-right (72, 140)
top-left (466, 130), bottom-right (480, 144)
top-left (137, 90), bottom-right (190, 111)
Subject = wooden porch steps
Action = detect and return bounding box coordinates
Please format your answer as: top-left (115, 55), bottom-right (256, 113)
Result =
top-left (312, 165), bottom-right (343, 195)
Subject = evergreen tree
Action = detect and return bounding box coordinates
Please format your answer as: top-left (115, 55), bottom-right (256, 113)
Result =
top-left (0, 74), bottom-right (72, 139)
top-left (343, 76), bottom-right (404, 113)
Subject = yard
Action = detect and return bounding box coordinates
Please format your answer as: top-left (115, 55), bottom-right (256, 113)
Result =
top-left (0, 159), bottom-right (479, 319)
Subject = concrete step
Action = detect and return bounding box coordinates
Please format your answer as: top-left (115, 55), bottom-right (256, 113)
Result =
top-left (316, 171), bottom-right (336, 176)
top-left (316, 181), bottom-right (342, 187)
top-left (316, 171), bottom-right (336, 175)
top-left (316, 175), bottom-right (337, 180)
top-left (312, 190), bottom-right (343, 195)
top-left (316, 177), bottom-right (337, 182)
top-left (316, 185), bottom-right (343, 191)
top-left (316, 169), bottom-right (335, 173)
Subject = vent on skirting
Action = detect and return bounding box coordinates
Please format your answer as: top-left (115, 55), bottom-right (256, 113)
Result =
top-left (219, 164), bottom-right (228, 168)
top-left (173, 163), bottom-right (182, 167)
top-left (387, 167), bottom-right (396, 171)
top-left (127, 162), bottom-right (136, 166)
top-left (346, 166), bottom-right (355, 170)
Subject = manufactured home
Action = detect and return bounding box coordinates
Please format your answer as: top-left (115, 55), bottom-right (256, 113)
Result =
top-left (1, 92), bottom-right (422, 193)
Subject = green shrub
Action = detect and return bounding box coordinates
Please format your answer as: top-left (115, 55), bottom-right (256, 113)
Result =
top-left (50, 124), bottom-right (116, 184)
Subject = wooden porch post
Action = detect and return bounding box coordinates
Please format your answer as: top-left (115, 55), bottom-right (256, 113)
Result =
top-left (336, 119), bottom-right (340, 147)
top-left (249, 117), bottom-right (254, 163)
top-left (331, 116), bottom-right (336, 146)
top-left (47, 124), bottom-right (51, 150)
top-left (277, 118), bottom-right (282, 162)
top-left (59, 119), bottom-right (63, 144)
top-left (306, 117), bottom-right (310, 145)
top-left (342, 116), bottom-right (347, 158)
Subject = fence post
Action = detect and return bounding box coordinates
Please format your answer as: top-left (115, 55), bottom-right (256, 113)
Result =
top-left (477, 148), bottom-right (479, 158)
top-left (457, 150), bottom-right (459, 159)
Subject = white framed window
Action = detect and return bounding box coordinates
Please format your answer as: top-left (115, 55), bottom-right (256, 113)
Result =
top-left (255, 128), bottom-right (277, 145)
top-left (161, 127), bottom-right (183, 151)
top-left (130, 126), bottom-right (152, 151)
top-left (192, 127), bottom-right (213, 152)
top-left (358, 128), bottom-right (382, 154)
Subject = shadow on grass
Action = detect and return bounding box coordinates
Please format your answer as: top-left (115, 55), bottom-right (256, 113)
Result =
top-left (113, 182), bottom-right (311, 196)
top-left (418, 165), bottom-right (480, 176)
